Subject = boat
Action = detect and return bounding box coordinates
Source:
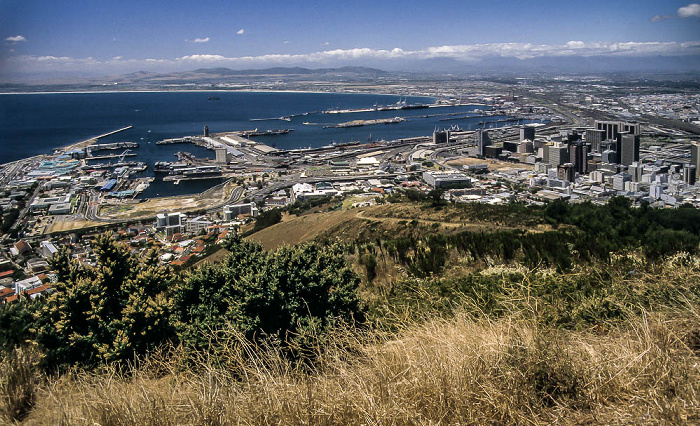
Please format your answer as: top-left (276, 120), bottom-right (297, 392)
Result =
top-left (153, 161), bottom-right (173, 173)
top-left (208, 96), bottom-right (220, 100)
top-left (241, 129), bottom-right (294, 137)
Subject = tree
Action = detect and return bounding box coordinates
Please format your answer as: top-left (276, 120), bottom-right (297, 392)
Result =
top-left (0, 301), bottom-right (38, 353)
top-left (34, 235), bottom-right (176, 369)
top-left (173, 235), bottom-right (362, 352)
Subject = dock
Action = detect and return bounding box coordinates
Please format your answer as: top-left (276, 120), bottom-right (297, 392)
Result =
top-left (60, 125), bottom-right (134, 151)
top-left (88, 141), bottom-right (139, 151)
top-left (87, 152), bottom-right (138, 161)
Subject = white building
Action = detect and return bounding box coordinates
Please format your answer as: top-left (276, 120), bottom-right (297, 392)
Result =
top-left (223, 203), bottom-right (259, 221)
top-left (155, 212), bottom-right (187, 237)
top-left (185, 216), bottom-right (213, 234)
top-left (422, 171), bottom-right (472, 188)
top-left (40, 241), bottom-right (59, 259)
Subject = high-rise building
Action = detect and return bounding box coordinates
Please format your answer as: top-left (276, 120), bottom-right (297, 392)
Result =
top-left (612, 173), bottom-right (632, 191)
top-left (628, 162), bottom-right (643, 182)
top-left (204, 125), bottom-right (210, 137)
top-left (548, 143), bottom-right (569, 167)
top-left (691, 143), bottom-right (700, 179)
top-left (602, 149), bottom-right (617, 164)
top-left (520, 125), bottom-right (535, 141)
top-left (585, 129), bottom-right (606, 153)
top-left (477, 130), bottom-right (491, 157)
top-left (557, 163), bottom-right (575, 182)
top-left (155, 211), bottom-right (187, 237)
top-left (595, 120), bottom-right (640, 141)
top-left (619, 134), bottom-right (640, 166)
top-left (433, 130), bottom-right (450, 144)
top-left (569, 142), bottom-right (589, 174)
top-left (215, 148), bottom-right (228, 164)
top-left (503, 141), bottom-right (519, 153)
top-left (683, 166), bottom-right (697, 185)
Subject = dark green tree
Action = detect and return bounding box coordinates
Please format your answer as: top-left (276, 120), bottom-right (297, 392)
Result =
top-left (34, 235), bottom-right (176, 369)
top-left (173, 235), bottom-right (362, 351)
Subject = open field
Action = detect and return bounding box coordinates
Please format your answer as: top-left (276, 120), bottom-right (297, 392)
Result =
top-left (47, 219), bottom-right (104, 233)
top-left (247, 201), bottom-right (551, 250)
top-left (446, 156), bottom-right (535, 171)
top-left (100, 181), bottom-right (238, 220)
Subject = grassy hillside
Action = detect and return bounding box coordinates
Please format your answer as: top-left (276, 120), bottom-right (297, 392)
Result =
top-left (2, 197), bottom-right (700, 424)
top-left (17, 258), bottom-right (700, 424)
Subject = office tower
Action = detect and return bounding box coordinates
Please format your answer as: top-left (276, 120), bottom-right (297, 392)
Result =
top-left (548, 143), bottom-right (569, 167)
top-left (691, 143), bottom-right (700, 179)
top-left (557, 163), bottom-right (575, 182)
top-left (477, 129), bottom-right (491, 157)
top-left (684, 166), bottom-right (696, 185)
top-left (520, 125), bottom-right (535, 141)
top-left (628, 162), bottom-right (643, 182)
top-left (621, 122), bottom-right (641, 136)
top-left (585, 129), bottom-right (605, 153)
top-left (569, 142), bottom-right (589, 174)
top-left (503, 141), bottom-right (519, 152)
top-left (602, 149), bottom-right (617, 164)
top-left (619, 134), bottom-right (640, 166)
top-left (595, 120), bottom-right (640, 141)
top-left (215, 148), bottom-right (228, 164)
top-left (596, 121), bottom-right (619, 140)
top-left (433, 129), bottom-right (450, 144)
top-left (204, 125), bottom-right (210, 137)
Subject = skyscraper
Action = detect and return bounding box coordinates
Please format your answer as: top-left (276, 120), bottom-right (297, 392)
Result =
top-left (433, 129), bottom-right (450, 144)
top-left (683, 166), bottom-right (696, 185)
top-left (619, 134), bottom-right (640, 166)
top-left (596, 120), bottom-right (620, 140)
top-left (569, 142), bottom-right (589, 174)
top-left (691, 143), bottom-right (700, 179)
top-left (628, 162), bottom-right (643, 182)
top-left (520, 125), bottom-right (535, 141)
top-left (585, 129), bottom-right (605, 153)
top-left (548, 143), bottom-right (569, 167)
top-left (477, 129), bottom-right (491, 157)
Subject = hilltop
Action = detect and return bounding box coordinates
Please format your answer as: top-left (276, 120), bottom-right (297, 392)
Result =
top-left (1, 196), bottom-right (699, 424)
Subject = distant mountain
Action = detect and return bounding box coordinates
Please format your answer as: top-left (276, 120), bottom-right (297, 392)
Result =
top-left (189, 66), bottom-right (388, 76)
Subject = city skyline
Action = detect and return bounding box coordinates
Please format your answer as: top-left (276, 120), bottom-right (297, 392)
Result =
top-left (1, 0), bottom-right (700, 79)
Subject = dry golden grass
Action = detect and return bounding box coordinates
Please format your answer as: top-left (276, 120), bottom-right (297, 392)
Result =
top-left (246, 210), bottom-right (360, 250)
top-left (20, 309), bottom-right (699, 425)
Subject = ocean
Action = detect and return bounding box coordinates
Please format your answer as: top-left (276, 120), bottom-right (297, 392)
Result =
top-left (0, 91), bottom-right (520, 197)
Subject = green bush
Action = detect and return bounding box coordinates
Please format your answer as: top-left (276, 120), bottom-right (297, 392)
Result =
top-left (173, 235), bottom-right (363, 354)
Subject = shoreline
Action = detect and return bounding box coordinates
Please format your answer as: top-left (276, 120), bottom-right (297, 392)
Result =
top-left (0, 89), bottom-right (436, 101)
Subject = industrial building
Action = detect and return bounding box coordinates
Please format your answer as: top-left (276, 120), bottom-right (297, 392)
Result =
top-left (422, 171), bottom-right (472, 188)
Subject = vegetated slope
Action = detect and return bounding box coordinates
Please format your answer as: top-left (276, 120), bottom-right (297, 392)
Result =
top-left (19, 257), bottom-right (700, 425)
top-left (248, 199), bottom-right (545, 250)
top-left (4, 197), bottom-right (700, 424)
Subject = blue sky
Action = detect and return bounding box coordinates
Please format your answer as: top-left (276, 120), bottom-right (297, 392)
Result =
top-left (1, 0), bottom-right (699, 78)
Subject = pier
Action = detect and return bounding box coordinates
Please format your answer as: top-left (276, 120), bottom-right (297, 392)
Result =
top-left (60, 125), bottom-right (134, 151)
top-left (88, 152), bottom-right (138, 161)
top-left (88, 141), bottom-right (139, 151)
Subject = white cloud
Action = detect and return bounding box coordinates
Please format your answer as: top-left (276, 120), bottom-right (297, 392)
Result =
top-left (322, 42), bottom-right (330, 46)
top-left (193, 37), bottom-right (210, 43)
top-left (283, 40), bottom-right (290, 45)
top-left (236, 29), bottom-right (245, 35)
top-left (678, 3), bottom-right (700, 18)
top-left (5, 40), bottom-right (700, 76)
top-left (180, 54), bottom-right (227, 62)
top-left (650, 14), bottom-right (674, 22)
top-left (5, 35), bottom-right (26, 43)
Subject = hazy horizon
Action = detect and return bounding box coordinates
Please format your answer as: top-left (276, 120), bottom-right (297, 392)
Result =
top-left (1, 1), bottom-right (700, 82)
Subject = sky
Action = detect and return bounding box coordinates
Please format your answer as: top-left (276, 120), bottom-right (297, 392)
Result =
top-left (1, 0), bottom-right (699, 79)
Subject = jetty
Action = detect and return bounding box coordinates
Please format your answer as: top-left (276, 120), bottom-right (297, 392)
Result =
top-left (88, 141), bottom-right (139, 151)
top-left (60, 125), bottom-right (134, 152)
